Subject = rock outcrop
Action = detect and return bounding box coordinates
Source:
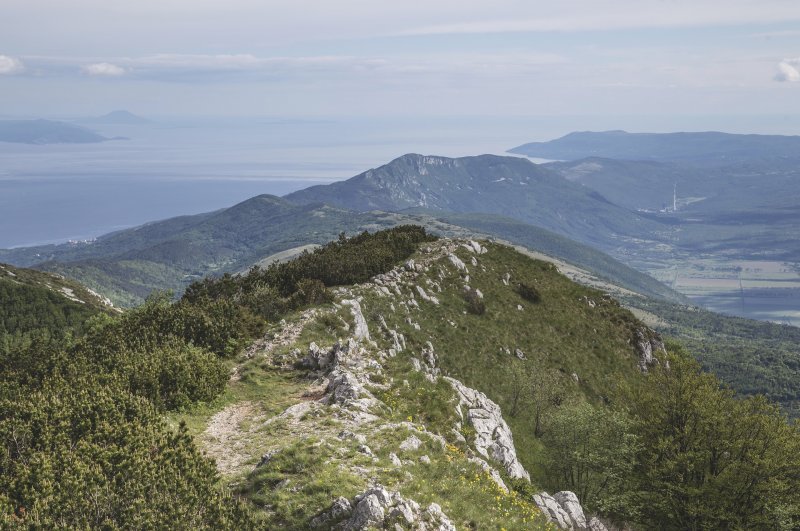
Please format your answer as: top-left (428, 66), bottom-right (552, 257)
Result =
top-left (343, 299), bottom-right (370, 341)
top-left (444, 377), bottom-right (530, 481)
top-left (312, 486), bottom-right (456, 530)
top-left (633, 326), bottom-right (666, 373)
top-left (533, 491), bottom-right (608, 531)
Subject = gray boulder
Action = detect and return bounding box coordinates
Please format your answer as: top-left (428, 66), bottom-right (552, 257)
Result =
top-left (554, 491), bottom-right (588, 529)
top-left (533, 491), bottom-right (606, 530)
top-left (344, 494), bottom-right (384, 530)
top-left (318, 485), bottom-right (456, 530)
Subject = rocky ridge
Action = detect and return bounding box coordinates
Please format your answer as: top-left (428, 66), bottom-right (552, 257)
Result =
top-left (192, 237), bottom-right (646, 528)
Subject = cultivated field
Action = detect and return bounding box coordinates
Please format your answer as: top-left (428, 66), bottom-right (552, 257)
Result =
top-left (646, 259), bottom-right (800, 326)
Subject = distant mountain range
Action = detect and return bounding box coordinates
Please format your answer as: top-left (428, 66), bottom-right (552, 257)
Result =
top-left (0, 119), bottom-right (119, 144)
top-left (77, 110), bottom-right (151, 125)
top-left (0, 190), bottom-right (680, 307)
top-left (509, 130), bottom-right (800, 165)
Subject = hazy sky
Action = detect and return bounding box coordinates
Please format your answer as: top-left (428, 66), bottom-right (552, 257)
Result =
top-left (2, 0), bottom-right (800, 121)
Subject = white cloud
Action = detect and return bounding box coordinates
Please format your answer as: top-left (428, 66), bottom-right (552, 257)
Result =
top-left (0, 54), bottom-right (24, 74)
top-left (775, 59), bottom-right (800, 82)
top-left (82, 62), bottom-right (126, 76)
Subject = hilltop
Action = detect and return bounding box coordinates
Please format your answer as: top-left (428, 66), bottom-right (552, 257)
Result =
top-left (286, 153), bottom-right (664, 250)
top-left (0, 262), bottom-right (114, 353)
top-left (77, 110), bottom-right (151, 125)
top-left (0, 193), bottom-right (679, 308)
top-left (0, 119), bottom-right (115, 144)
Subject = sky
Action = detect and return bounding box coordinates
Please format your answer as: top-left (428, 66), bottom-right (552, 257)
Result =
top-left (1, 0), bottom-right (800, 124)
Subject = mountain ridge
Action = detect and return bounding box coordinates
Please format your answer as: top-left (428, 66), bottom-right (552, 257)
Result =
top-left (286, 153), bottom-right (664, 250)
top-left (509, 130), bottom-right (800, 165)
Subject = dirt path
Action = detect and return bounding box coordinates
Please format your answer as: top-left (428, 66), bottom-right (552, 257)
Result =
top-left (202, 401), bottom-right (261, 477)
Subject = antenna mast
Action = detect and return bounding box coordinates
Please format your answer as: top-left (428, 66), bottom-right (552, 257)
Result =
top-left (673, 183), bottom-right (677, 212)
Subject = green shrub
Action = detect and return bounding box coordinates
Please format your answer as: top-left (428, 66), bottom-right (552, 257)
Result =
top-left (182, 226), bottom-right (435, 323)
top-left (0, 377), bottom-right (254, 529)
top-left (516, 282), bottom-right (542, 303)
top-left (463, 287), bottom-right (486, 315)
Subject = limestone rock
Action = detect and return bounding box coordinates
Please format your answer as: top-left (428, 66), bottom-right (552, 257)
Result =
top-left (298, 342), bottom-right (336, 370)
top-left (342, 299), bottom-right (370, 341)
top-left (533, 492), bottom-right (572, 529)
top-left (338, 430), bottom-right (367, 445)
top-left (399, 435), bottom-right (423, 452)
top-left (358, 444), bottom-right (375, 458)
top-left (345, 494), bottom-right (385, 530)
top-left (326, 371), bottom-right (365, 403)
top-left (310, 496), bottom-right (352, 528)
top-left (533, 491), bottom-right (602, 530)
top-left (448, 253), bottom-right (468, 272)
top-left (467, 456), bottom-right (508, 493)
top-left (415, 285), bottom-right (440, 305)
top-left (319, 486), bottom-right (455, 531)
top-left (588, 516), bottom-right (609, 531)
top-left (634, 326), bottom-right (666, 373)
top-left (256, 449), bottom-right (279, 469)
top-left (554, 491), bottom-right (588, 529)
top-left (445, 377), bottom-right (530, 481)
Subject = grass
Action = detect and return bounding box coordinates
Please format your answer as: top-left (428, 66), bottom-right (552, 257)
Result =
top-left (360, 241), bottom-right (647, 488)
top-left (166, 361), bottom-right (309, 438)
top-left (376, 434), bottom-right (552, 530)
top-left (165, 240), bottom-right (646, 527)
top-left (237, 437), bottom-right (366, 530)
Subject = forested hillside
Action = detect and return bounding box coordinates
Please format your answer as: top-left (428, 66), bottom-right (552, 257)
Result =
top-left (0, 263), bottom-right (112, 354)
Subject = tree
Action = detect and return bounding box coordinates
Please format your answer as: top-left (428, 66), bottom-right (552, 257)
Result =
top-left (528, 360), bottom-right (565, 436)
top-left (542, 401), bottom-right (642, 523)
top-left (626, 352), bottom-right (800, 530)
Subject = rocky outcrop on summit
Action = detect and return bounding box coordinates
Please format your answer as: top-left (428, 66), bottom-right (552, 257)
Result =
top-left (312, 486), bottom-right (456, 530)
top-left (444, 377), bottom-right (530, 481)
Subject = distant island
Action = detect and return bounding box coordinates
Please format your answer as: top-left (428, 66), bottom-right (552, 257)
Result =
top-left (0, 119), bottom-right (124, 145)
top-left (77, 110), bottom-right (151, 125)
top-left (509, 130), bottom-right (800, 164)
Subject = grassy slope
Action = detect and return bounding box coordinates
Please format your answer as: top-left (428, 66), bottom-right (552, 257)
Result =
top-left (172, 239), bottom-right (654, 528)
top-left (425, 210), bottom-right (687, 303)
top-left (360, 242), bottom-right (646, 485)
top-left (0, 199), bottom-right (401, 307)
top-left (173, 295), bottom-right (552, 529)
